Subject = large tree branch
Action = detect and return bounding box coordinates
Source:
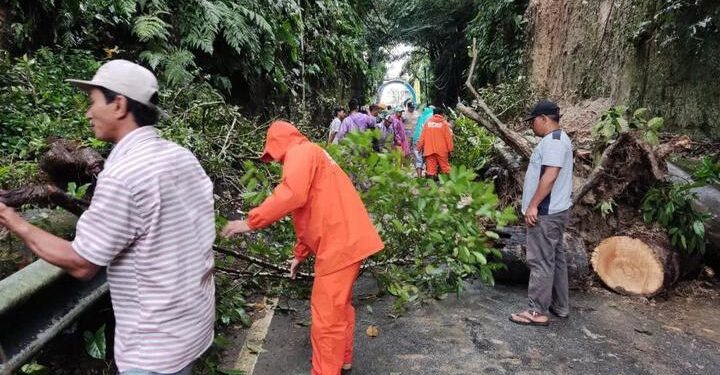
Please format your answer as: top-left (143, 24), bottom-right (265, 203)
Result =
top-left (459, 38), bottom-right (534, 160)
top-left (213, 245), bottom-right (314, 279)
top-left (0, 184), bottom-right (90, 216)
top-left (572, 133), bottom-right (630, 206)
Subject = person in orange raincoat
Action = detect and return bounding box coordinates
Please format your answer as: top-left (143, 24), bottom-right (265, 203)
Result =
top-left (221, 121), bottom-right (384, 375)
top-left (417, 107), bottom-right (454, 177)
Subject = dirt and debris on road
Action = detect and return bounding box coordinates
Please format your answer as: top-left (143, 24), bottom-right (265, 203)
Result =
top-left (232, 276), bottom-right (720, 375)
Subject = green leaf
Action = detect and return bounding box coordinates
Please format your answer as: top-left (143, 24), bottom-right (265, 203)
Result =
top-left (484, 230), bottom-right (499, 240)
top-left (20, 362), bottom-right (49, 375)
top-left (473, 251), bottom-right (487, 265)
top-left (237, 308), bottom-right (252, 327)
top-left (133, 14), bottom-right (171, 42)
top-left (83, 324), bottom-right (106, 360)
top-left (633, 107), bottom-right (648, 118)
top-left (693, 221), bottom-right (705, 237)
top-left (647, 117), bottom-right (664, 131)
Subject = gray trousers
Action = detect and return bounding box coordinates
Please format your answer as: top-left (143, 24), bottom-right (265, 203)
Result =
top-left (526, 210), bottom-right (570, 315)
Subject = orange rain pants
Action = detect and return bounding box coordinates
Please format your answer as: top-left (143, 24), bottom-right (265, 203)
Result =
top-left (310, 261), bottom-right (361, 375)
top-left (248, 121), bottom-right (384, 375)
top-left (425, 154), bottom-right (450, 176)
top-left (417, 114), bottom-right (453, 177)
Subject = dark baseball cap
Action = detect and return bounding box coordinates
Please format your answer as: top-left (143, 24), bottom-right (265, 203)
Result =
top-left (524, 100), bottom-right (560, 122)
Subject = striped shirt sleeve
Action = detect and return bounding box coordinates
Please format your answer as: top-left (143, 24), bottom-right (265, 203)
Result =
top-left (72, 176), bottom-right (143, 266)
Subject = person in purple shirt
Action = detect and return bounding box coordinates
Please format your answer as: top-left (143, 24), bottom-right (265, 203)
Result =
top-left (391, 109), bottom-right (410, 156)
top-left (336, 99), bottom-right (377, 142)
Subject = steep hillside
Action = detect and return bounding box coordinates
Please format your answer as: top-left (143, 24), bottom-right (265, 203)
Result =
top-left (526, 0), bottom-right (720, 139)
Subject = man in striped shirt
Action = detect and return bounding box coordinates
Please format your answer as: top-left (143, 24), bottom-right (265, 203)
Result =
top-left (0, 60), bottom-right (216, 374)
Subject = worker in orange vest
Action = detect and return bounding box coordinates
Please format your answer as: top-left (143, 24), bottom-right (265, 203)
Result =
top-left (221, 121), bottom-right (384, 375)
top-left (417, 107), bottom-right (454, 177)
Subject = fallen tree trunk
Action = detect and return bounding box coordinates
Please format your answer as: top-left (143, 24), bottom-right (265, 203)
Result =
top-left (493, 226), bottom-right (590, 289)
top-left (0, 140), bottom-right (101, 215)
top-left (0, 185), bottom-right (89, 216)
top-left (591, 231), bottom-right (703, 297)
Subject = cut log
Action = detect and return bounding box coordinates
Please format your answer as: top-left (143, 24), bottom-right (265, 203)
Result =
top-left (591, 233), bottom-right (680, 297)
top-left (493, 226), bottom-right (590, 289)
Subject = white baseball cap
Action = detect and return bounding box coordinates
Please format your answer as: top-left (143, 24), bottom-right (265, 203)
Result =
top-left (67, 59), bottom-right (163, 113)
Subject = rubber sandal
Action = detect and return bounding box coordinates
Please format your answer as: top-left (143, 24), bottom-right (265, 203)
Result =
top-left (509, 311), bottom-right (550, 326)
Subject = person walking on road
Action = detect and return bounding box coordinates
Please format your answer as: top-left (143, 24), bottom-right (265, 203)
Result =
top-left (411, 106), bottom-right (434, 177)
top-left (391, 108), bottom-right (410, 156)
top-left (417, 107), bottom-right (454, 178)
top-left (335, 99), bottom-right (376, 142)
top-left (403, 101), bottom-right (420, 142)
top-left (221, 121), bottom-right (384, 375)
top-left (509, 100), bottom-right (574, 326)
top-left (328, 106), bottom-right (346, 144)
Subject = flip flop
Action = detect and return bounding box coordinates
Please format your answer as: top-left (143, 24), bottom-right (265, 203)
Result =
top-left (509, 311), bottom-right (550, 326)
top-left (341, 363), bottom-right (352, 373)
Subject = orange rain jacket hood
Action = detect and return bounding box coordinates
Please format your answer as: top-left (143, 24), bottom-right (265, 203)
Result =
top-left (249, 121), bottom-right (384, 276)
top-left (417, 114), bottom-right (454, 157)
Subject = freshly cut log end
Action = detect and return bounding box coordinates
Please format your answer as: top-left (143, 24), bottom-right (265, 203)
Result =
top-left (591, 236), bottom-right (672, 297)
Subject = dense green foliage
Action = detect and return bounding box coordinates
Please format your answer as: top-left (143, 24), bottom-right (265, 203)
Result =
top-left (0, 49), bottom-right (101, 160)
top-left (366, 0), bottom-right (528, 106)
top-left (592, 106), bottom-right (664, 147)
top-left (633, 0), bottom-right (720, 55)
top-left (642, 156), bottom-right (719, 254)
top-left (1, 0), bottom-right (378, 119)
top-left (450, 116), bottom-right (495, 172)
top-left (465, 0), bottom-right (529, 84)
top-left (233, 131), bottom-right (515, 310)
top-left (0, 49), bottom-right (105, 191)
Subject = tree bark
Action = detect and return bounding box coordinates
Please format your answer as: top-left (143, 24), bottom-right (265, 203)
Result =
top-left (0, 140), bottom-right (102, 215)
top-left (0, 185), bottom-right (89, 217)
top-left (458, 40), bottom-right (534, 161)
top-left (493, 226), bottom-right (590, 289)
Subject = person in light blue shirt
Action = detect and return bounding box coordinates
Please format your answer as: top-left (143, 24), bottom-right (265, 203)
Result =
top-left (411, 106), bottom-right (434, 177)
top-left (510, 100), bottom-right (574, 327)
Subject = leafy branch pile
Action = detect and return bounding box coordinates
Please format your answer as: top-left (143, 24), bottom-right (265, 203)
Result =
top-left (642, 156), bottom-right (719, 254)
top-left (589, 105), bottom-right (716, 255)
top-left (225, 131), bottom-right (515, 310)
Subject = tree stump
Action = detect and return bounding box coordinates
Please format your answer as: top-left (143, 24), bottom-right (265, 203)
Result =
top-left (591, 233), bottom-right (680, 297)
top-left (494, 226), bottom-right (590, 289)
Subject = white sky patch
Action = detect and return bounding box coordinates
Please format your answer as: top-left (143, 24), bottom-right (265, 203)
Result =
top-left (377, 43), bottom-right (416, 107)
top-left (385, 43), bottom-right (413, 80)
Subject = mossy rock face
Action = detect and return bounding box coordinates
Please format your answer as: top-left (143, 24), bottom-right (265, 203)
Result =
top-left (525, 0), bottom-right (720, 140)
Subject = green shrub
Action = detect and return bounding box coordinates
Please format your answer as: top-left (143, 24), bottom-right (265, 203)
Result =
top-left (642, 182), bottom-right (710, 254)
top-left (451, 116), bottom-right (495, 172)
top-left (0, 49), bottom-right (100, 159)
top-left (592, 106), bottom-right (664, 147)
top-left (332, 132), bottom-right (515, 309)
top-left (642, 156), bottom-right (718, 254)
top-left (234, 131), bottom-right (515, 310)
